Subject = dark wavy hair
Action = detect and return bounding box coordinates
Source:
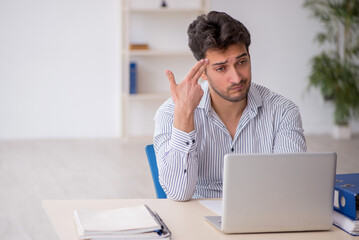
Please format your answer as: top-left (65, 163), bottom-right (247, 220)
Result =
top-left (187, 11), bottom-right (251, 60)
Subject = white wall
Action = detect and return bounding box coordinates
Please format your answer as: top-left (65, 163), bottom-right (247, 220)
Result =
top-left (0, 0), bottom-right (120, 139)
top-left (0, 0), bottom-right (358, 140)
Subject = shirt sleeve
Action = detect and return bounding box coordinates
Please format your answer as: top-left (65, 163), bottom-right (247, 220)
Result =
top-left (273, 106), bottom-right (307, 153)
top-left (153, 103), bottom-right (199, 201)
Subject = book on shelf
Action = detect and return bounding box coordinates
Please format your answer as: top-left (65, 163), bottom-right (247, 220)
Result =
top-left (333, 210), bottom-right (359, 236)
top-left (129, 62), bottom-right (137, 94)
top-left (129, 43), bottom-right (149, 50)
top-left (73, 205), bottom-right (171, 239)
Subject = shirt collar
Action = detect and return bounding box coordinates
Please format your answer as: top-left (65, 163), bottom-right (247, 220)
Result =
top-left (247, 82), bottom-right (263, 113)
top-left (197, 81), bottom-right (263, 114)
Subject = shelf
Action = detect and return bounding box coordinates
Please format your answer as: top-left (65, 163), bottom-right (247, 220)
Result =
top-left (126, 49), bottom-right (192, 57)
top-left (121, 0), bottom-right (209, 138)
top-left (125, 93), bottom-right (171, 101)
top-left (125, 8), bottom-right (204, 14)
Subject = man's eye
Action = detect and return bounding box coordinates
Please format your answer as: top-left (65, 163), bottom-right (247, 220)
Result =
top-left (238, 59), bottom-right (247, 65)
top-left (216, 67), bottom-right (225, 72)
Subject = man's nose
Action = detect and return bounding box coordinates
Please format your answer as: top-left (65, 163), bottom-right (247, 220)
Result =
top-left (228, 67), bottom-right (242, 83)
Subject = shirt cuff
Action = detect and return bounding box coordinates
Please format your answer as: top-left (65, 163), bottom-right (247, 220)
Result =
top-left (170, 127), bottom-right (197, 153)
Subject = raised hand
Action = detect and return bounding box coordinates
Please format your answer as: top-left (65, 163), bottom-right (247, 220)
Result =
top-left (165, 59), bottom-right (209, 133)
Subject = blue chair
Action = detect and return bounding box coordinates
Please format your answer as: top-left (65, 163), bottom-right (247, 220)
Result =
top-left (145, 144), bottom-right (167, 199)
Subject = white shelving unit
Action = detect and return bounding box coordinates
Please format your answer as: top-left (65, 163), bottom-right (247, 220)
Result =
top-left (121, 0), bottom-right (209, 140)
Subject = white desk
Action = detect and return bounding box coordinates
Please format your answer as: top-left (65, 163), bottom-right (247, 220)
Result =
top-left (42, 199), bottom-right (357, 240)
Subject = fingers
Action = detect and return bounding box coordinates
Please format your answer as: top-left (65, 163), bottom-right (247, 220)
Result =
top-left (187, 59), bottom-right (209, 83)
top-left (165, 70), bottom-right (176, 96)
top-left (166, 58), bottom-right (208, 94)
top-left (193, 59), bottom-right (209, 81)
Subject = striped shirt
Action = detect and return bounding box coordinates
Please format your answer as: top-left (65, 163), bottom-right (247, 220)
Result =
top-left (153, 81), bottom-right (307, 201)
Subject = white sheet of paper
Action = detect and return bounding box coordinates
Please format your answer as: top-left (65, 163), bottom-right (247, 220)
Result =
top-left (199, 199), bottom-right (222, 216)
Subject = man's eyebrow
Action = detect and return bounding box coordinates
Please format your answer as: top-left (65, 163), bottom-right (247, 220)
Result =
top-left (211, 53), bottom-right (248, 66)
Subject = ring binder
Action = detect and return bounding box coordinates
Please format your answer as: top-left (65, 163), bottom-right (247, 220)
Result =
top-left (334, 173), bottom-right (359, 220)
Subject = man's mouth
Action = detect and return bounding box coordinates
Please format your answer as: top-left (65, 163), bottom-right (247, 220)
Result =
top-left (229, 80), bottom-right (247, 91)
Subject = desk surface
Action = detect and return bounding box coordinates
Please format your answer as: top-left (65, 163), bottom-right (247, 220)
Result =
top-left (42, 199), bottom-right (357, 240)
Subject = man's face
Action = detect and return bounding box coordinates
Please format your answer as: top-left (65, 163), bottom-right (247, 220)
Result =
top-left (202, 43), bottom-right (251, 103)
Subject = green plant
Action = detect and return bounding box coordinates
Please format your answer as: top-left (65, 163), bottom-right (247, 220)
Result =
top-left (303, 0), bottom-right (359, 126)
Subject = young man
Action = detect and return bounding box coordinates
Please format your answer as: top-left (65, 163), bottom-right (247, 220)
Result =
top-left (153, 11), bottom-right (307, 201)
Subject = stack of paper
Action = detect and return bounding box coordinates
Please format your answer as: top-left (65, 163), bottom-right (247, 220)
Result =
top-left (333, 210), bottom-right (359, 236)
top-left (74, 205), bottom-right (171, 239)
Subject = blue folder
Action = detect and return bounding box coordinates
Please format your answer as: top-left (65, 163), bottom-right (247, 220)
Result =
top-left (334, 173), bottom-right (359, 219)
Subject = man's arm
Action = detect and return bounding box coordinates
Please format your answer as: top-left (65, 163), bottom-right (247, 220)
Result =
top-left (153, 59), bottom-right (209, 201)
top-left (154, 109), bottom-right (198, 201)
top-left (167, 58), bottom-right (208, 132)
top-left (273, 107), bottom-right (307, 153)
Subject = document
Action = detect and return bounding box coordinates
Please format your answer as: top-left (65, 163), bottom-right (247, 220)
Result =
top-left (333, 210), bottom-right (359, 236)
top-left (199, 199), bottom-right (222, 216)
top-left (73, 205), bottom-right (171, 239)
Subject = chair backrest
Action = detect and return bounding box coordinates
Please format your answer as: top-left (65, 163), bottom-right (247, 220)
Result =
top-left (145, 144), bottom-right (167, 199)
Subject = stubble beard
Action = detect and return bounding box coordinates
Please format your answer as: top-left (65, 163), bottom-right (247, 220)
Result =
top-left (208, 78), bottom-right (251, 103)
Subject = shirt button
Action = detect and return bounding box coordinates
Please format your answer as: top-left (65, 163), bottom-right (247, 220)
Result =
top-left (192, 139), bottom-right (195, 143)
top-left (185, 141), bottom-right (190, 145)
top-left (231, 148), bottom-right (234, 152)
top-left (184, 169), bottom-right (187, 174)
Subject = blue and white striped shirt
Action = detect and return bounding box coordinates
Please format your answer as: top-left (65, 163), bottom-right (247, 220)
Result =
top-left (153, 81), bottom-right (307, 201)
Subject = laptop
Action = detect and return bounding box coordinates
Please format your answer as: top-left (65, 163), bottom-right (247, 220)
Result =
top-left (205, 152), bottom-right (337, 233)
